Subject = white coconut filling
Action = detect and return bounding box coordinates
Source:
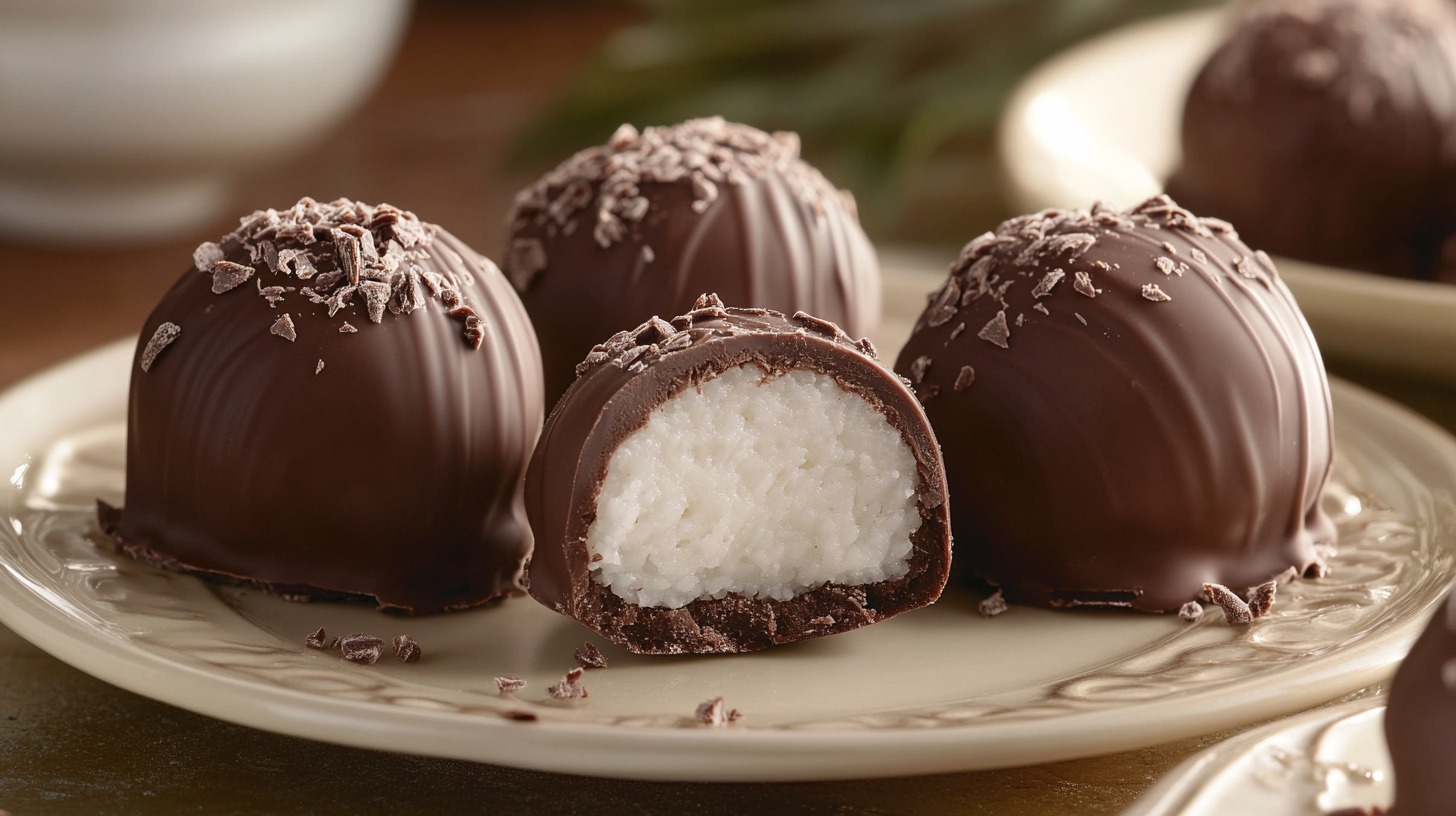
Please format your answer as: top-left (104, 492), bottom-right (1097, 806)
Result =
top-left (585, 364), bottom-right (921, 609)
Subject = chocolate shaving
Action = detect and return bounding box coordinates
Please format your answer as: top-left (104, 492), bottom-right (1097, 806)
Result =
top-left (694, 697), bottom-right (742, 726)
top-left (1178, 601), bottom-right (1204, 623)
top-left (547, 667), bottom-right (588, 700)
top-left (1031, 269), bottom-right (1065, 298)
top-left (1141, 284), bottom-right (1172, 302)
top-left (304, 627), bottom-right (329, 650)
top-left (193, 241), bottom-right (225, 272)
top-left (1246, 580), bottom-right (1277, 619)
top-left (315, 359), bottom-right (325, 375)
top-left (1072, 271), bottom-right (1098, 298)
top-left (909, 355), bottom-right (932, 385)
top-left (978, 590), bottom-right (1008, 618)
top-left (393, 635), bottom-right (422, 663)
top-left (1032, 302), bottom-right (1050, 315)
top-left (139, 322), bottom-right (181, 373)
top-left (573, 642), bottom-right (609, 670)
top-left (977, 311), bottom-right (1010, 349)
top-left (211, 261), bottom-right (255, 294)
top-left (1202, 583), bottom-right (1253, 625)
top-left (339, 322), bottom-right (358, 334)
top-left (270, 313), bottom-right (297, 342)
top-left (339, 634), bottom-right (386, 665)
top-left (953, 365), bottom-right (975, 392)
top-left (495, 676), bottom-right (527, 694)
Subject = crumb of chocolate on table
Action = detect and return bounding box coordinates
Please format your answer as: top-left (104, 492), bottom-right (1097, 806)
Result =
top-left (548, 668), bottom-right (588, 700)
top-left (573, 642), bottom-right (608, 670)
top-left (1178, 601), bottom-right (1204, 623)
top-left (495, 676), bottom-right (527, 694)
top-left (1201, 581), bottom-right (1279, 625)
top-left (304, 627), bottom-right (329, 650)
top-left (978, 590), bottom-right (1008, 618)
top-left (393, 635), bottom-right (422, 663)
top-left (694, 697), bottom-right (743, 727)
top-left (500, 710), bottom-right (539, 722)
top-left (340, 634), bottom-right (386, 665)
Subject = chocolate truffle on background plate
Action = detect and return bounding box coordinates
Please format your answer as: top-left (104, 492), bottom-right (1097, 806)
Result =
top-left (1166, 0), bottom-right (1456, 280)
top-left (524, 295), bottom-right (950, 654)
top-left (1382, 589), bottom-right (1456, 816)
top-left (894, 195), bottom-right (1336, 613)
top-left (99, 197), bottom-right (544, 614)
top-left (503, 116), bottom-right (881, 408)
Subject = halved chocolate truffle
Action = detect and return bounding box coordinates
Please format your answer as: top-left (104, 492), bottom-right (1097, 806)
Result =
top-left (101, 197), bottom-right (544, 614)
top-left (503, 117), bottom-right (881, 408)
top-left (524, 295), bottom-right (950, 654)
top-left (1166, 0), bottom-right (1456, 279)
top-left (893, 196), bottom-right (1336, 612)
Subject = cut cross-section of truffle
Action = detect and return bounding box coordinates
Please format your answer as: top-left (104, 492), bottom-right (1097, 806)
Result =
top-left (99, 197), bottom-right (544, 614)
top-left (524, 296), bottom-right (950, 654)
top-left (1167, 0), bottom-right (1456, 280)
top-left (503, 117), bottom-right (881, 408)
top-left (893, 196), bottom-right (1337, 613)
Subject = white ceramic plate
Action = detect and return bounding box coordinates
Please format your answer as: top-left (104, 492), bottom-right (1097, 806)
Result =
top-left (998, 8), bottom-right (1456, 384)
top-left (1125, 698), bottom-right (1393, 815)
top-left (1, 334), bottom-right (1454, 782)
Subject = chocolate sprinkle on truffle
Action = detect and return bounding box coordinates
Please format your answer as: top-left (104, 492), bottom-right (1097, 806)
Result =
top-left (894, 196), bottom-right (1335, 613)
top-left (139, 322), bottom-right (181, 373)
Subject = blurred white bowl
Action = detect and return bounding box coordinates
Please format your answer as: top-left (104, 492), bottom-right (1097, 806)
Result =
top-left (0, 0), bottom-right (411, 244)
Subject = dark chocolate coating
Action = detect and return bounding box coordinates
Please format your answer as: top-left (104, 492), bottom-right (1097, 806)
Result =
top-left (524, 296), bottom-right (950, 654)
top-left (503, 118), bottom-right (880, 408)
top-left (103, 198), bottom-right (544, 614)
top-left (1385, 591), bottom-right (1456, 816)
top-left (893, 196), bottom-right (1336, 612)
top-left (1166, 0), bottom-right (1456, 279)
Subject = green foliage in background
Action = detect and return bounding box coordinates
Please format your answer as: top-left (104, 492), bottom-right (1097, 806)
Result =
top-left (520, 0), bottom-right (1218, 227)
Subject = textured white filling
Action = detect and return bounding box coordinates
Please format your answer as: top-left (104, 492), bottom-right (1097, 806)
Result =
top-left (586, 365), bottom-right (921, 609)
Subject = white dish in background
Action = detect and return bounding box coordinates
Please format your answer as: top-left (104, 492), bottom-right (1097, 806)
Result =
top-left (998, 8), bottom-right (1456, 385)
top-left (2, 293), bottom-right (1454, 781)
top-left (1124, 699), bottom-right (1393, 816)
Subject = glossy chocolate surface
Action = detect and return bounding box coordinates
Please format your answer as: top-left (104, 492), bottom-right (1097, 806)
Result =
top-left (103, 198), bottom-right (544, 614)
top-left (1167, 0), bottom-right (1456, 279)
top-left (524, 296), bottom-right (950, 654)
top-left (1385, 591), bottom-right (1456, 816)
top-left (503, 117), bottom-right (881, 408)
top-left (893, 196), bottom-right (1336, 612)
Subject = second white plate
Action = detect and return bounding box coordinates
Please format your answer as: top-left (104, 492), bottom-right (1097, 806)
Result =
top-left (998, 8), bottom-right (1456, 384)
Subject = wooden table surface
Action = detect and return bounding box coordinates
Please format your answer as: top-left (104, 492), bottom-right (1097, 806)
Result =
top-left (3, 4), bottom-right (1455, 814)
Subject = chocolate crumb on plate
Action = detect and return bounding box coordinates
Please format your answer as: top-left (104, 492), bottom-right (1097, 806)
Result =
top-left (393, 635), bottom-right (422, 663)
top-left (573, 642), bottom-right (608, 670)
top-left (304, 627), bottom-right (329, 650)
top-left (339, 633), bottom-right (386, 665)
top-left (695, 697), bottom-right (743, 727)
top-left (978, 589), bottom-right (1008, 617)
top-left (1178, 601), bottom-right (1204, 623)
top-left (1246, 580), bottom-right (1278, 619)
top-left (501, 710), bottom-right (539, 722)
top-left (1202, 583), bottom-right (1254, 625)
top-left (495, 676), bottom-right (527, 694)
top-left (547, 668), bottom-right (588, 700)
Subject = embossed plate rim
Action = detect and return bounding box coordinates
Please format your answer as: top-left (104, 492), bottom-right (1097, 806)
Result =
top-left (0, 336), bottom-right (1452, 781)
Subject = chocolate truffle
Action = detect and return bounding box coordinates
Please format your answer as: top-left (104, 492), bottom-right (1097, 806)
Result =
top-left (524, 295), bottom-right (950, 654)
top-left (100, 197), bottom-right (544, 614)
top-left (503, 116), bottom-right (881, 408)
top-left (1166, 0), bottom-right (1456, 279)
top-left (1384, 591), bottom-right (1456, 815)
top-left (893, 196), bottom-right (1336, 612)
